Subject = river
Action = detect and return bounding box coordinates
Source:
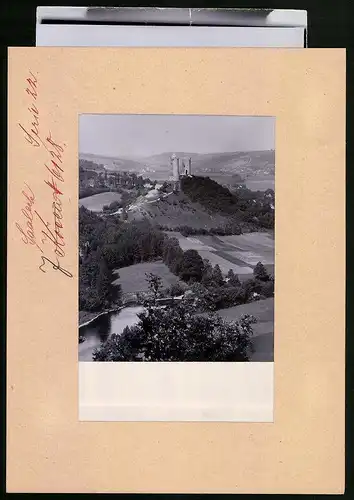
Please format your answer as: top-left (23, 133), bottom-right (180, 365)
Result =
top-left (78, 306), bottom-right (144, 361)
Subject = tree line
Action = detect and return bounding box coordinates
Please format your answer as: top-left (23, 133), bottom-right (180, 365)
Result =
top-left (158, 223), bottom-right (242, 236)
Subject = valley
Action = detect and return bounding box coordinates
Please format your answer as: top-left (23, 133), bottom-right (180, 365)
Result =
top-left (79, 147), bottom-right (275, 363)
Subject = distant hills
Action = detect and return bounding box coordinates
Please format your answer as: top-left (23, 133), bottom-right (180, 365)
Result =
top-left (79, 152), bottom-right (144, 173)
top-left (79, 150), bottom-right (275, 189)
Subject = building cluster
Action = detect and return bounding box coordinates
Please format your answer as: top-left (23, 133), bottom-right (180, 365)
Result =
top-left (79, 155), bottom-right (193, 194)
top-left (79, 160), bottom-right (146, 191)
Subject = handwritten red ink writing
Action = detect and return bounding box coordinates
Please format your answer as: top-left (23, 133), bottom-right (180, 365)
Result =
top-left (34, 132), bottom-right (69, 273)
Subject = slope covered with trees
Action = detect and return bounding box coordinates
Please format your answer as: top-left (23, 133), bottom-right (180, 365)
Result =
top-left (181, 175), bottom-right (274, 230)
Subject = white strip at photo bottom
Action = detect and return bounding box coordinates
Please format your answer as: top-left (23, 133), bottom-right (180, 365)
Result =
top-left (79, 361), bottom-right (274, 422)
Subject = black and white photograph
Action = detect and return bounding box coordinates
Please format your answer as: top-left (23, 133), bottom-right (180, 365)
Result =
top-left (79, 114), bottom-right (275, 363)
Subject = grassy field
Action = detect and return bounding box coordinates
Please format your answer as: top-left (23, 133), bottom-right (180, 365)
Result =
top-left (217, 297), bottom-right (273, 330)
top-left (112, 260), bottom-right (184, 294)
top-left (166, 231), bottom-right (274, 278)
top-left (79, 191), bottom-right (122, 212)
top-left (217, 298), bottom-right (274, 361)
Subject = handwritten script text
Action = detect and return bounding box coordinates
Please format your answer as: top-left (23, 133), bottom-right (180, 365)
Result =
top-left (15, 71), bottom-right (73, 278)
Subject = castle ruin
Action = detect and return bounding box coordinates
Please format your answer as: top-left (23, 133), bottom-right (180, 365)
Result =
top-left (170, 154), bottom-right (192, 191)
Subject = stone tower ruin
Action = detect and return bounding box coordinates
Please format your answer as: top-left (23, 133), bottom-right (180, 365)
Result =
top-left (171, 153), bottom-right (180, 192)
top-left (170, 154), bottom-right (192, 192)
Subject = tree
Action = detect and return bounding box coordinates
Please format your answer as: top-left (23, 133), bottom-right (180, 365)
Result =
top-left (240, 278), bottom-right (259, 301)
top-left (145, 272), bottom-right (163, 299)
top-left (108, 200), bottom-right (122, 211)
top-left (96, 256), bottom-right (115, 307)
top-left (259, 279), bottom-right (274, 298)
top-left (253, 262), bottom-right (269, 282)
top-left (178, 249), bottom-right (204, 282)
top-left (211, 264), bottom-right (224, 286)
top-left (162, 237), bottom-right (180, 266)
top-left (264, 188), bottom-right (275, 201)
top-left (201, 259), bottom-right (214, 286)
top-left (79, 285), bottom-right (101, 311)
top-left (227, 269), bottom-right (241, 287)
top-left (80, 249), bottom-right (101, 287)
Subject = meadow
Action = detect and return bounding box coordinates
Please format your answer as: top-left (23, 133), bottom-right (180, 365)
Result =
top-left (79, 191), bottom-right (122, 212)
top-left (112, 260), bottom-right (184, 294)
top-left (195, 297), bottom-right (273, 361)
top-left (217, 297), bottom-right (274, 361)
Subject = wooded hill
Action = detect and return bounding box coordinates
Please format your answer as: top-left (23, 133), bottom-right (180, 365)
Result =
top-left (127, 175), bottom-right (274, 233)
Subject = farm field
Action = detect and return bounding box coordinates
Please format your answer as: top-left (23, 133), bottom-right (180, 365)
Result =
top-left (79, 191), bottom-right (122, 212)
top-left (112, 260), bottom-right (184, 294)
top-left (166, 231), bottom-right (274, 278)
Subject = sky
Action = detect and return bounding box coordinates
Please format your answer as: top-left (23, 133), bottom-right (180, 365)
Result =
top-left (79, 114), bottom-right (275, 158)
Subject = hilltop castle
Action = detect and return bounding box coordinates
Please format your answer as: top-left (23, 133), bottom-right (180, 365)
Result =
top-left (171, 153), bottom-right (192, 191)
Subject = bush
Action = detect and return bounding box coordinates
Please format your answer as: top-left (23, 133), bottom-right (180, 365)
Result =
top-left (208, 285), bottom-right (246, 309)
top-left (188, 282), bottom-right (217, 311)
top-left (227, 269), bottom-right (241, 286)
top-left (259, 279), bottom-right (274, 298)
top-left (166, 282), bottom-right (186, 297)
top-left (108, 200), bottom-right (122, 211)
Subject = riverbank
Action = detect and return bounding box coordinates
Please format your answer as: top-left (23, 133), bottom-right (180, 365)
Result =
top-left (79, 305), bottom-right (144, 361)
top-left (79, 298), bottom-right (144, 329)
top-left (79, 307), bottom-right (122, 328)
